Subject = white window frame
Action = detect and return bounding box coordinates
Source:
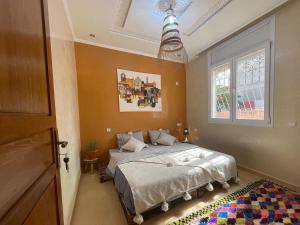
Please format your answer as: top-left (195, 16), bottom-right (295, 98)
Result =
top-left (208, 59), bottom-right (233, 124)
top-left (208, 41), bottom-right (273, 127)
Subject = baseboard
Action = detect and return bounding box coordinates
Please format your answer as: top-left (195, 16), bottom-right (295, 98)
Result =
top-left (238, 164), bottom-right (300, 192)
top-left (68, 168), bottom-right (82, 225)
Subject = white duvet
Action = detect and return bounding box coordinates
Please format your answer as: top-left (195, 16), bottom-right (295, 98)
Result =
top-left (112, 144), bottom-right (237, 215)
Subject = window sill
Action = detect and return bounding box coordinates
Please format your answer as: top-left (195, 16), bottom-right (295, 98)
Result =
top-left (208, 118), bottom-right (273, 127)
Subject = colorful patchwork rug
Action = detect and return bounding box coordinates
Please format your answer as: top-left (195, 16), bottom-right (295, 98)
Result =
top-left (170, 180), bottom-right (300, 225)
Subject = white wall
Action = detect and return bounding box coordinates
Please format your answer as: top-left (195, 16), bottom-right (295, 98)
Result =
top-left (47, 0), bottom-right (81, 224)
top-left (186, 1), bottom-right (300, 188)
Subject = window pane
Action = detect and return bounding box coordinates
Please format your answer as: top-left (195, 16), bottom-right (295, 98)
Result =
top-left (211, 63), bottom-right (231, 119)
top-left (236, 49), bottom-right (265, 120)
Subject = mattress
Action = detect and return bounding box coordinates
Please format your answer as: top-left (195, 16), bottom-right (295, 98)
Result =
top-left (107, 143), bottom-right (238, 216)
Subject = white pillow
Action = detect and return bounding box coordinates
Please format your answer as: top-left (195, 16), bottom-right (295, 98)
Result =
top-left (156, 132), bottom-right (176, 146)
top-left (121, 137), bottom-right (147, 152)
top-left (116, 131), bottom-right (144, 149)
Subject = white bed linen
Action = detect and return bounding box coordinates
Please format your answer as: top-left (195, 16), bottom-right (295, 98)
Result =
top-left (107, 143), bottom-right (198, 176)
top-left (117, 145), bottom-right (237, 214)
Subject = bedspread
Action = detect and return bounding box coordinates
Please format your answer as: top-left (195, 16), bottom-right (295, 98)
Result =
top-left (108, 143), bottom-right (237, 215)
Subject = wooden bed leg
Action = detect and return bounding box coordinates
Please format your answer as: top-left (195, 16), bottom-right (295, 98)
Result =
top-left (127, 214), bottom-right (135, 225)
top-left (197, 188), bottom-right (205, 198)
top-left (192, 190), bottom-right (197, 198)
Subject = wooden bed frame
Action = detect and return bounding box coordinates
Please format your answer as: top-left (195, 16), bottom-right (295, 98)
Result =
top-left (117, 191), bottom-right (135, 225)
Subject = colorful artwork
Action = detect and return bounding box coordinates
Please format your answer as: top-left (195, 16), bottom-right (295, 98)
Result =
top-left (117, 69), bottom-right (162, 112)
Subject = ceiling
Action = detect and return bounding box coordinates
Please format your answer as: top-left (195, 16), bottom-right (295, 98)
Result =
top-left (65, 0), bottom-right (288, 61)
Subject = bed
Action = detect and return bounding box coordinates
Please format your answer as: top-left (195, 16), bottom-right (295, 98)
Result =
top-left (107, 143), bottom-right (238, 224)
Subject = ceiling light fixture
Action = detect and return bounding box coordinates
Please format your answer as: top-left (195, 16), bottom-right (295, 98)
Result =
top-left (158, 0), bottom-right (188, 63)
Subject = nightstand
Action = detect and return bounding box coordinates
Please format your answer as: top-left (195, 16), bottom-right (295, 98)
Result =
top-left (82, 158), bottom-right (99, 174)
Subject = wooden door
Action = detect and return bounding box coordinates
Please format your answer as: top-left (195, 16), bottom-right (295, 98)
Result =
top-left (0, 0), bottom-right (64, 225)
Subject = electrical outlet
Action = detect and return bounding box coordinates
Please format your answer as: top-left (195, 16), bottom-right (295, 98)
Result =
top-left (288, 122), bottom-right (297, 128)
top-left (176, 122), bottom-right (182, 127)
top-left (175, 81), bottom-right (179, 86)
top-left (106, 128), bottom-right (112, 132)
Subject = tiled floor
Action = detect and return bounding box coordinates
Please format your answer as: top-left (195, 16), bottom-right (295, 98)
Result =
top-left (71, 169), bottom-right (260, 225)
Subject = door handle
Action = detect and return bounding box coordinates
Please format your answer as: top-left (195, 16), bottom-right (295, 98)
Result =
top-left (58, 143), bottom-right (70, 173)
top-left (58, 141), bottom-right (68, 148)
top-left (54, 128), bottom-right (70, 172)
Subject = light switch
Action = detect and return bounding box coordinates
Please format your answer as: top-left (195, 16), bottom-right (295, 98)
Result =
top-left (175, 81), bottom-right (179, 86)
top-left (106, 128), bottom-right (112, 132)
top-left (194, 128), bottom-right (198, 132)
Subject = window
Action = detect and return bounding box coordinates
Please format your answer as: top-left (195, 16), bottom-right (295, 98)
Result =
top-left (208, 17), bottom-right (274, 126)
top-left (209, 42), bottom-right (272, 126)
top-left (211, 63), bottom-right (231, 119)
top-left (235, 49), bottom-right (265, 121)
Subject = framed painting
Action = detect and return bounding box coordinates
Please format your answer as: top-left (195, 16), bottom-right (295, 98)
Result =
top-left (117, 69), bottom-right (162, 112)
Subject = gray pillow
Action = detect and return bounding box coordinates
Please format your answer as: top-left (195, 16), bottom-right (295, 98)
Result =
top-left (121, 137), bottom-right (147, 152)
top-left (156, 132), bottom-right (176, 146)
top-left (116, 131), bottom-right (144, 149)
top-left (148, 129), bottom-right (170, 145)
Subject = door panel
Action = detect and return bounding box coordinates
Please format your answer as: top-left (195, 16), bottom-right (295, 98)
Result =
top-left (0, 0), bottom-right (50, 114)
top-left (0, 0), bottom-right (63, 224)
top-left (0, 130), bottom-right (54, 219)
top-left (0, 116), bottom-right (55, 144)
top-left (0, 165), bottom-right (58, 225)
top-left (23, 181), bottom-right (58, 225)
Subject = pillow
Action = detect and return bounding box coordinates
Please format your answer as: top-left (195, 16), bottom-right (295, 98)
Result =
top-left (121, 137), bottom-right (147, 152)
top-left (128, 131), bottom-right (144, 142)
top-left (159, 128), bottom-right (170, 133)
top-left (148, 129), bottom-right (170, 145)
top-left (156, 132), bottom-right (176, 146)
top-left (116, 131), bottom-right (144, 149)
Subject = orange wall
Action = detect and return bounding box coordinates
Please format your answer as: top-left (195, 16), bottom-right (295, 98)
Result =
top-left (75, 42), bottom-right (186, 158)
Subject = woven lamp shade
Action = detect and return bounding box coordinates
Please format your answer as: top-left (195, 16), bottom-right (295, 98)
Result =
top-left (158, 7), bottom-right (188, 63)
